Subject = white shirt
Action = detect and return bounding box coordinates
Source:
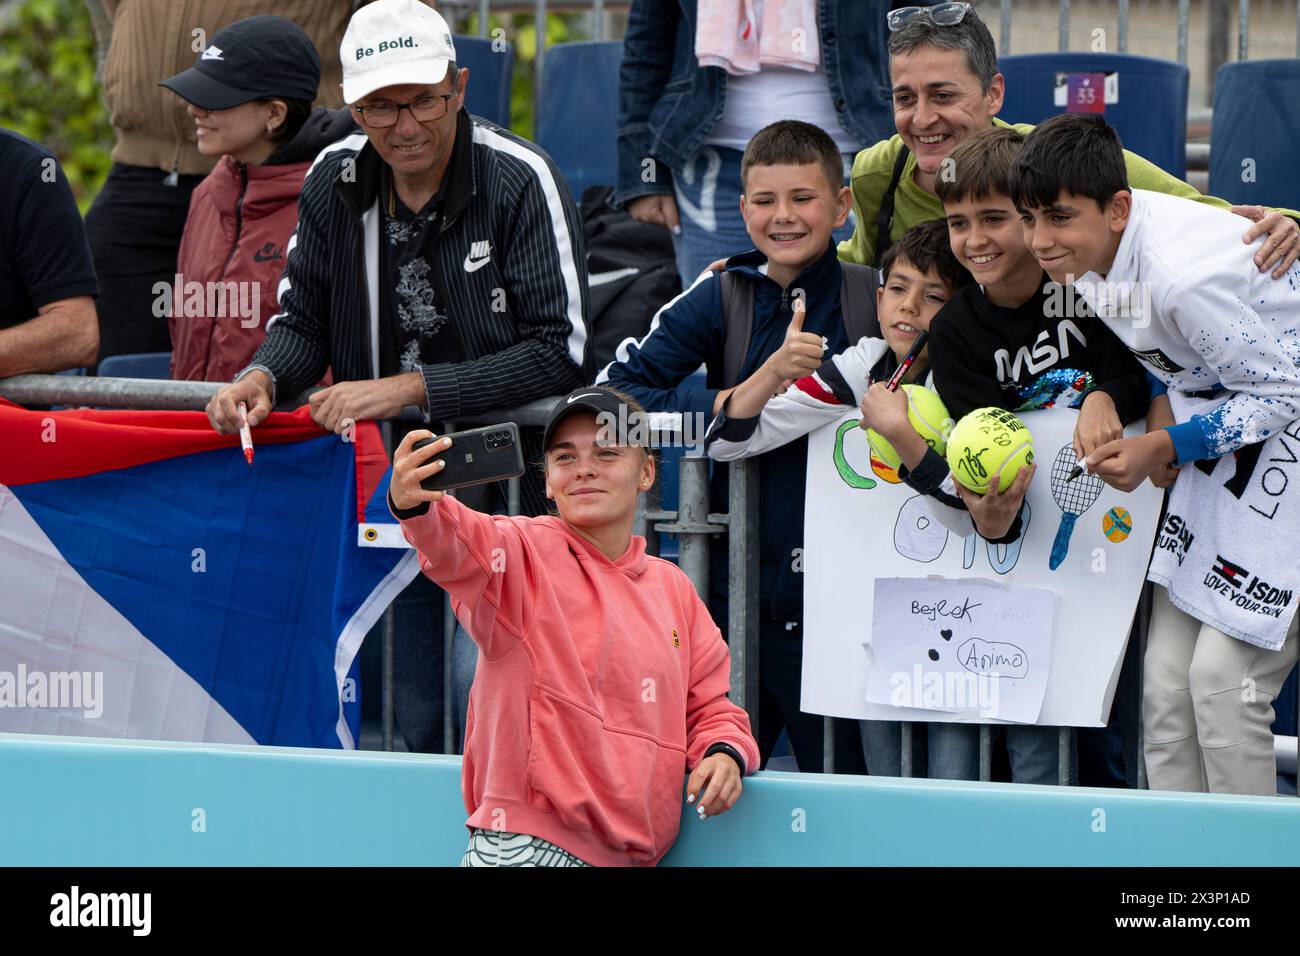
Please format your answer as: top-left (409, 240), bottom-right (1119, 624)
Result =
top-left (706, 66), bottom-right (859, 154)
top-left (1072, 189), bottom-right (1300, 462)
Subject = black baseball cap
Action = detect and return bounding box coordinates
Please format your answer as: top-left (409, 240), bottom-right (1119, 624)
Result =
top-left (161, 16), bottom-right (321, 111)
top-left (543, 387), bottom-right (643, 451)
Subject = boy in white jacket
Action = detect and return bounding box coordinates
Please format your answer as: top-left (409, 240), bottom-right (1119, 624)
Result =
top-left (1011, 113), bottom-right (1300, 794)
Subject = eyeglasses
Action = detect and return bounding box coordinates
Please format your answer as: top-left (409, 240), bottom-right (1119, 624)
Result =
top-left (887, 2), bottom-right (972, 32)
top-left (352, 88), bottom-right (457, 129)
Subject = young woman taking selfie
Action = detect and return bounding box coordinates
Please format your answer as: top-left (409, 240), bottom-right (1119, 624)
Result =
top-left (388, 386), bottom-right (758, 866)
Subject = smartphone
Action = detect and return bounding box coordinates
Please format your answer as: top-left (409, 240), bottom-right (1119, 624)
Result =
top-left (414, 423), bottom-right (525, 492)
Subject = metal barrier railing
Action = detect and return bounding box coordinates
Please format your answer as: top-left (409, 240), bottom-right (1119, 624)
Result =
top-left (5, 376), bottom-right (1292, 792)
top-left (0, 375), bottom-right (763, 758)
top-left (0, 374), bottom-right (1096, 786)
top-left (6, 1), bottom-right (1294, 787)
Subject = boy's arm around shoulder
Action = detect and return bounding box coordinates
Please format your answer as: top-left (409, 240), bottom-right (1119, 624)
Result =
top-left (392, 494), bottom-right (534, 659)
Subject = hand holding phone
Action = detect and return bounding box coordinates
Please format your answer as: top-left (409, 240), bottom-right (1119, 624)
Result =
top-left (391, 431), bottom-right (452, 512)
top-left (413, 422), bottom-right (525, 493)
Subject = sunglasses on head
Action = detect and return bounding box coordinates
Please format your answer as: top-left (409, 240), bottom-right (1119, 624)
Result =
top-left (887, 2), bottom-right (973, 32)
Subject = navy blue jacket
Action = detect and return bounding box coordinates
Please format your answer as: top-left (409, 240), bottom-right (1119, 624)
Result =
top-left (598, 242), bottom-right (850, 621)
top-left (615, 0), bottom-right (927, 207)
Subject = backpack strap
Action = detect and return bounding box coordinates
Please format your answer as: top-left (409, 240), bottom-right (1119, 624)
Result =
top-left (873, 145), bottom-right (911, 268)
top-left (719, 270), bottom-right (756, 389)
top-left (839, 261), bottom-right (882, 346)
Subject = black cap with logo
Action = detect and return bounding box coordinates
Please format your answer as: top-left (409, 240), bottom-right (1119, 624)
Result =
top-left (161, 15), bottom-right (321, 111)
top-left (543, 387), bottom-right (642, 451)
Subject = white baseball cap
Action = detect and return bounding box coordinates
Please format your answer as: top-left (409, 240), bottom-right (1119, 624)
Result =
top-left (341, 0), bottom-right (458, 104)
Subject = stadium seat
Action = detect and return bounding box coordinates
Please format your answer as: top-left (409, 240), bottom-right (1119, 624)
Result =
top-left (454, 35), bottom-right (514, 129)
top-left (1208, 59), bottom-right (1300, 212)
top-left (997, 53), bottom-right (1189, 178)
top-left (535, 41), bottom-right (623, 198)
top-left (97, 352), bottom-right (172, 380)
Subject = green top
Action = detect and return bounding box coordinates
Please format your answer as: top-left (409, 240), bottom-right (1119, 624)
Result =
top-left (837, 117), bottom-right (1300, 266)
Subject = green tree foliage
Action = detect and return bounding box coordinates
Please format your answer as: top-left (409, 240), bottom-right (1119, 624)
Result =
top-left (466, 11), bottom-right (582, 140)
top-left (0, 0), bottom-right (113, 210)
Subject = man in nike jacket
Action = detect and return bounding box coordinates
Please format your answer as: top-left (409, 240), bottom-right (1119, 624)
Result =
top-left (206, 0), bottom-right (588, 753)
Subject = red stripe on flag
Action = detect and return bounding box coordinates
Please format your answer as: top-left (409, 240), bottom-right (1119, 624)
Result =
top-left (0, 400), bottom-right (334, 486)
top-left (353, 422), bottom-right (389, 523)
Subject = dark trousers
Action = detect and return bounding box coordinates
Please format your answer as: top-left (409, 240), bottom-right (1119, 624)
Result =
top-left (84, 163), bottom-right (205, 367)
top-left (387, 572), bottom-right (448, 754)
top-left (757, 618), bottom-right (868, 774)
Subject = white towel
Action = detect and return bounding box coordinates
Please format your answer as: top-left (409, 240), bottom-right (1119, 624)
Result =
top-left (1148, 391), bottom-right (1300, 650)
top-left (695, 0), bottom-right (820, 76)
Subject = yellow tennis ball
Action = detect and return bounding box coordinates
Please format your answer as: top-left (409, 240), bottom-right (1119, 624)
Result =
top-left (864, 385), bottom-right (952, 472)
top-left (945, 407), bottom-right (1035, 494)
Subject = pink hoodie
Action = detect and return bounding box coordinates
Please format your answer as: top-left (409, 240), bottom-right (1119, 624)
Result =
top-left (398, 494), bottom-right (760, 867)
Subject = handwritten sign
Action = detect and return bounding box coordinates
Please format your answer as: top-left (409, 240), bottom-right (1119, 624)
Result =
top-left (801, 408), bottom-right (1163, 726)
top-left (865, 578), bottom-right (1055, 724)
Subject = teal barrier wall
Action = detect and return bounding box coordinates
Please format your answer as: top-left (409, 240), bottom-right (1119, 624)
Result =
top-left (2, 733), bottom-right (1297, 866)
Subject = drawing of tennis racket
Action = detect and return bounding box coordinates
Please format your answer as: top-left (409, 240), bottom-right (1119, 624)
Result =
top-left (1048, 443), bottom-right (1104, 570)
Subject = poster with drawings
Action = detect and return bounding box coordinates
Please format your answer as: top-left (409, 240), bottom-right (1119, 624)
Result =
top-left (802, 407), bottom-right (1163, 726)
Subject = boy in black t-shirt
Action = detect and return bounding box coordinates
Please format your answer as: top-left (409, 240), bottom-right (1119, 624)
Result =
top-left (868, 126), bottom-right (1148, 542)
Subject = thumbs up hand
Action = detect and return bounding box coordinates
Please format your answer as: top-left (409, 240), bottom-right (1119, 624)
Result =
top-left (762, 296), bottom-right (825, 382)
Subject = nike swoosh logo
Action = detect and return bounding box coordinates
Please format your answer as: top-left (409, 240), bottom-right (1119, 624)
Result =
top-left (253, 250), bottom-right (283, 263)
top-left (463, 254), bottom-right (491, 272)
top-left (566, 392), bottom-right (602, 404)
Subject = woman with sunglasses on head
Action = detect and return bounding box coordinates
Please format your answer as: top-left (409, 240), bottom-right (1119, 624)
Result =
top-left (162, 15), bottom-right (355, 383)
top-left (389, 386), bottom-right (759, 867)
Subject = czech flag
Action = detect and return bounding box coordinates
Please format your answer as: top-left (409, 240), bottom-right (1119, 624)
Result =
top-left (0, 400), bottom-right (416, 748)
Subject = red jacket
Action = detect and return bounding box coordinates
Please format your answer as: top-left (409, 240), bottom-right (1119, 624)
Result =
top-left (169, 107), bottom-right (356, 382)
top-left (398, 494), bottom-right (759, 867)
top-left (169, 154), bottom-right (307, 382)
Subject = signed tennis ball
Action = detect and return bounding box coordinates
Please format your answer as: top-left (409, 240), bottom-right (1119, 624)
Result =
top-left (945, 407), bottom-right (1035, 494)
top-left (865, 385), bottom-right (952, 474)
